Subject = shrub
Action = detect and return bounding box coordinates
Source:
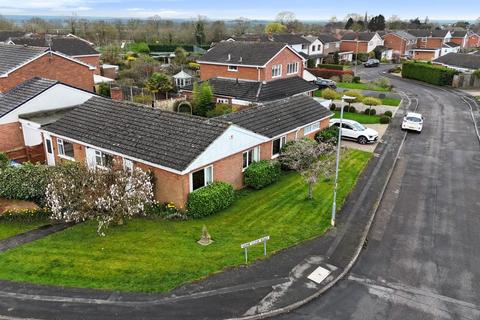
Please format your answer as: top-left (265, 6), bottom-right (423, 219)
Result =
top-left (348, 105), bottom-right (356, 113)
top-left (329, 103), bottom-right (336, 111)
top-left (343, 90), bottom-right (364, 102)
top-left (244, 160), bottom-right (281, 190)
top-left (306, 68), bottom-right (354, 80)
top-left (132, 94), bottom-right (152, 105)
top-left (206, 103), bottom-right (233, 117)
top-left (353, 76), bottom-right (361, 83)
top-left (322, 88), bottom-right (339, 100)
top-left (380, 115), bottom-right (391, 124)
top-left (188, 62), bottom-right (200, 70)
top-left (144, 202), bottom-right (188, 220)
top-left (401, 62), bottom-right (457, 86)
top-left (330, 75), bottom-right (341, 82)
top-left (315, 126), bottom-right (339, 145)
top-left (319, 64), bottom-right (344, 70)
top-left (127, 42), bottom-right (150, 54)
top-left (0, 152), bottom-right (8, 170)
top-left (187, 182), bottom-right (234, 218)
top-left (373, 77), bottom-right (391, 89)
top-left (0, 208), bottom-right (50, 223)
top-left (362, 97), bottom-right (382, 106)
top-left (364, 108), bottom-right (377, 115)
top-left (384, 111), bottom-right (393, 117)
top-left (342, 74), bottom-right (354, 83)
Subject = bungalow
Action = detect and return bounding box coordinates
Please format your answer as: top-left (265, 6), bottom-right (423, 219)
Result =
top-left (8, 36), bottom-right (101, 74)
top-left (180, 76), bottom-right (317, 108)
top-left (433, 53), bottom-right (480, 72)
top-left (340, 32), bottom-right (384, 54)
top-left (0, 77), bottom-right (94, 161)
top-left (41, 94), bottom-right (332, 208)
top-left (197, 41), bottom-right (305, 82)
top-left (0, 44), bottom-right (96, 93)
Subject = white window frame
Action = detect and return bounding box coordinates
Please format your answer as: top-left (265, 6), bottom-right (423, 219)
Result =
top-left (123, 158), bottom-right (134, 172)
top-left (271, 64), bottom-right (282, 78)
top-left (228, 65), bottom-right (238, 72)
top-left (190, 165), bottom-right (213, 192)
top-left (287, 62), bottom-right (299, 75)
top-left (271, 135), bottom-right (287, 158)
top-left (216, 97), bottom-right (229, 104)
top-left (242, 146), bottom-right (260, 172)
top-left (95, 150), bottom-right (113, 170)
top-left (302, 44), bottom-right (308, 50)
top-left (57, 138), bottom-right (75, 160)
top-left (303, 122), bottom-right (320, 135)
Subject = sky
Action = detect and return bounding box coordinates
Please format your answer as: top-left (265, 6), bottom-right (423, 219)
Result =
top-left (0, 0), bottom-right (479, 21)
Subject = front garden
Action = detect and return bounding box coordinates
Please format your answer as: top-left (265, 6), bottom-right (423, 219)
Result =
top-left (0, 149), bottom-right (371, 293)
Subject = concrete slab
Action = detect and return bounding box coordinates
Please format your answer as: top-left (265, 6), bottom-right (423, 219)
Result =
top-left (341, 124), bottom-right (389, 153)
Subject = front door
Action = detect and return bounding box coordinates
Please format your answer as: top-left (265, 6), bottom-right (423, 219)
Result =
top-left (44, 135), bottom-right (55, 166)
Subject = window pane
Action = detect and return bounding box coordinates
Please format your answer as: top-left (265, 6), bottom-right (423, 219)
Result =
top-left (272, 138), bottom-right (281, 155)
top-left (57, 139), bottom-right (64, 155)
top-left (192, 169), bottom-right (205, 191)
top-left (64, 141), bottom-right (74, 158)
top-left (248, 149), bottom-right (253, 166)
top-left (205, 166), bottom-right (213, 184)
top-left (95, 151), bottom-right (102, 166)
top-left (242, 151), bottom-right (248, 169)
top-left (46, 139), bottom-right (52, 153)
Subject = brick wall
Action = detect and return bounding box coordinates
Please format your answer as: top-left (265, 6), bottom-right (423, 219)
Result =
top-left (263, 47), bottom-right (304, 81)
top-left (384, 34), bottom-right (406, 54)
top-left (340, 41), bottom-right (368, 53)
top-left (450, 37), bottom-right (465, 48)
top-left (0, 122), bottom-right (24, 152)
top-left (412, 51), bottom-right (436, 61)
top-left (0, 54), bottom-right (95, 93)
top-left (468, 35), bottom-right (480, 48)
top-left (75, 55), bottom-right (101, 75)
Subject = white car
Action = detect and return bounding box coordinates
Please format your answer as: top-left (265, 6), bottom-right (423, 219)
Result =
top-left (402, 112), bottom-right (424, 132)
top-left (329, 119), bottom-right (379, 144)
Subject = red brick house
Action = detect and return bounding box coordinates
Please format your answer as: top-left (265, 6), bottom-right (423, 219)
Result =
top-left (41, 95), bottom-right (332, 208)
top-left (0, 44), bottom-right (96, 93)
top-left (467, 32), bottom-right (480, 48)
top-left (408, 29), bottom-right (452, 49)
top-left (340, 32), bottom-right (384, 54)
top-left (383, 31), bottom-right (417, 56)
top-left (0, 77), bottom-right (95, 161)
top-left (197, 41), bottom-right (305, 82)
top-left (450, 31), bottom-right (469, 48)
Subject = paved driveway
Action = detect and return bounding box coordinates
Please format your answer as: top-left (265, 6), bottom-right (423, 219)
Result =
top-left (279, 74), bottom-right (480, 319)
top-left (341, 124), bottom-right (388, 153)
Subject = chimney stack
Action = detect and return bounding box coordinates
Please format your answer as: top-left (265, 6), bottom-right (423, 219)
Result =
top-left (110, 87), bottom-right (124, 101)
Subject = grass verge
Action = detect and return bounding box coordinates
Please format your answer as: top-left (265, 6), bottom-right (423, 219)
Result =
top-left (337, 82), bottom-right (390, 92)
top-left (0, 150), bottom-right (372, 293)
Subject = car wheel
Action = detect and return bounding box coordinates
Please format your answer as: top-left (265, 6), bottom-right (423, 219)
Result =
top-left (358, 136), bottom-right (368, 144)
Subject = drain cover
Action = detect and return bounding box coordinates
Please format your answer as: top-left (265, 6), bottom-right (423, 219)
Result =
top-left (307, 266), bottom-right (331, 284)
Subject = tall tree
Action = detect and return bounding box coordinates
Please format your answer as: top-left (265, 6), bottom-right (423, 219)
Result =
top-left (192, 82), bottom-right (214, 117)
top-left (210, 20), bottom-right (227, 42)
top-left (194, 17), bottom-right (206, 45)
top-left (265, 22), bottom-right (287, 34)
top-left (345, 17), bottom-right (354, 30)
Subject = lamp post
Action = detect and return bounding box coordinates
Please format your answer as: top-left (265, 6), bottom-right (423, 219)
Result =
top-left (331, 95), bottom-right (356, 227)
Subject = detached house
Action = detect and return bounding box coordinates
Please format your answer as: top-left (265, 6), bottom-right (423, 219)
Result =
top-left (407, 29), bottom-right (460, 60)
top-left (340, 32), bottom-right (384, 54)
top-left (0, 44), bottom-right (96, 93)
top-left (467, 32), bottom-right (480, 48)
top-left (383, 31), bottom-right (416, 56)
top-left (0, 77), bottom-right (94, 161)
top-left (450, 30), bottom-right (469, 48)
top-left (41, 94), bottom-right (332, 208)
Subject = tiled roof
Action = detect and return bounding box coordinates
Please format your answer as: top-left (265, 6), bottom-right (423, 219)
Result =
top-left (221, 95), bottom-right (332, 138)
top-left (0, 44), bottom-right (48, 75)
top-left (434, 53), bottom-right (480, 70)
top-left (451, 30), bottom-right (468, 37)
top-left (270, 34), bottom-right (311, 45)
top-left (407, 29), bottom-right (431, 38)
top-left (182, 77), bottom-right (317, 103)
top-left (10, 37), bottom-right (99, 56)
top-left (316, 33), bottom-right (339, 43)
top-left (0, 77), bottom-right (57, 118)
top-left (341, 32), bottom-right (377, 41)
top-left (43, 96), bottom-right (231, 171)
top-left (389, 31), bottom-right (417, 41)
top-left (444, 42), bottom-right (460, 48)
top-left (199, 41), bottom-right (289, 66)
top-left (0, 31), bottom-right (25, 42)
top-left (431, 29), bottom-right (449, 38)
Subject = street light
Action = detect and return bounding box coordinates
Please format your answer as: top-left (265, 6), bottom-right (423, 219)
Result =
top-left (331, 95), bottom-right (356, 227)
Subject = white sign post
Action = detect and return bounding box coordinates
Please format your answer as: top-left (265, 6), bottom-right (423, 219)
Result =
top-left (240, 236), bottom-right (270, 263)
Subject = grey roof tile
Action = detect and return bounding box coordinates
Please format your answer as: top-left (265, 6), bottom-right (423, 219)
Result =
top-left (220, 95), bottom-right (332, 138)
top-left (10, 37), bottom-right (99, 56)
top-left (43, 96), bottom-right (231, 171)
top-left (0, 77), bottom-right (58, 118)
top-left (342, 32), bottom-right (377, 41)
top-left (0, 44), bottom-right (48, 75)
top-left (434, 53), bottom-right (480, 70)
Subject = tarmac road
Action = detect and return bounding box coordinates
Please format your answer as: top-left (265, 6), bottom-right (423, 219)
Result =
top-left (279, 69), bottom-right (480, 319)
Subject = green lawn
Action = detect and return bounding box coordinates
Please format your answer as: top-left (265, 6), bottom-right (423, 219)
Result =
top-left (0, 150), bottom-right (371, 293)
top-left (337, 82), bottom-right (390, 92)
top-left (333, 111), bottom-right (381, 124)
top-left (381, 98), bottom-right (401, 106)
top-left (0, 221), bottom-right (48, 241)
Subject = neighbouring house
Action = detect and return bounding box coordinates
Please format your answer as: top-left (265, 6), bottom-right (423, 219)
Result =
top-left (441, 42), bottom-right (461, 56)
top-left (410, 48), bottom-right (441, 61)
top-left (408, 29), bottom-right (452, 49)
top-left (0, 44), bottom-right (96, 93)
top-left (383, 31), bottom-right (417, 57)
top-left (8, 36), bottom-right (101, 74)
top-left (433, 52), bottom-right (480, 72)
top-left (40, 94), bottom-right (331, 208)
top-left (0, 77), bottom-right (94, 161)
top-left (180, 76), bottom-right (317, 108)
top-left (467, 32), bottom-right (480, 48)
top-left (173, 70), bottom-right (194, 88)
top-left (450, 30), bottom-right (469, 48)
top-left (198, 41), bottom-right (305, 82)
top-left (340, 32), bottom-right (384, 54)
top-left (0, 31), bottom-right (25, 43)
top-left (317, 33), bottom-right (341, 56)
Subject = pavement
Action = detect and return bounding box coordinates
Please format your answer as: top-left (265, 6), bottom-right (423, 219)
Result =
top-left (278, 67), bottom-right (480, 319)
top-left (0, 66), bottom-right (479, 319)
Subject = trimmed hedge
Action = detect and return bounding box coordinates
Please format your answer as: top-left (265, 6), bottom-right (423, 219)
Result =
top-left (148, 44), bottom-right (210, 53)
top-left (0, 209), bottom-right (50, 223)
top-left (187, 182), bottom-right (234, 218)
top-left (306, 68), bottom-right (354, 81)
top-left (319, 64), bottom-right (344, 70)
top-left (402, 62), bottom-right (457, 86)
top-left (244, 161), bottom-right (281, 190)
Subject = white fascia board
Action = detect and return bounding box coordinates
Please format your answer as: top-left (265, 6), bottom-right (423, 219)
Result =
top-left (269, 114), bottom-right (333, 140)
top-left (40, 130), bottom-right (184, 175)
top-left (197, 61), bottom-right (264, 68)
top-left (183, 124), bottom-right (269, 173)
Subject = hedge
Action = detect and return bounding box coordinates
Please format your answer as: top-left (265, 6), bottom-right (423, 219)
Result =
top-left (319, 64), bottom-right (344, 70)
top-left (0, 209), bottom-right (50, 223)
top-left (244, 161), bottom-right (281, 190)
top-left (306, 68), bottom-right (354, 81)
top-left (187, 182), bottom-right (235, 218)
top-left (401, 62), bottom-right (457, 86)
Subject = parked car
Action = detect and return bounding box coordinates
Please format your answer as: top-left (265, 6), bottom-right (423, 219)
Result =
top-left (315, 77), bottom-right (337, 89)
top-left (401, 112), bottom-right (424, 132)
top-left (364, 59), bottom-right (380, 68)
top-left (329, 119), bottom-right (379, 144)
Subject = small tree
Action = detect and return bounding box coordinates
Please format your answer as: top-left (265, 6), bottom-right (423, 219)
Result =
top-left (145, 72), bottom-right (173, 104)
top-left (192, 82), bottom-right (214, 117)
top-left (322, 88), bottom-right (339, 100)
top-left (280, 139), bottom-right (335, 200)
top-left (265, 22), bottom-right (287, 34)
top-left (362, 97), bottom-right (382, 114)
top-left (174, 47), bottom-right (188, 66)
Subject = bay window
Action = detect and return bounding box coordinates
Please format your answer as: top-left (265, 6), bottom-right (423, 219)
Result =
top-left (191, 165), bottom-right (213, 191)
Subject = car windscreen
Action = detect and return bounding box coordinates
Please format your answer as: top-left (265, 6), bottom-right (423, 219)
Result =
top-left (351, 122), bottom-right (366, 131)
top-left (406, 116), bottom-right (421, 122)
